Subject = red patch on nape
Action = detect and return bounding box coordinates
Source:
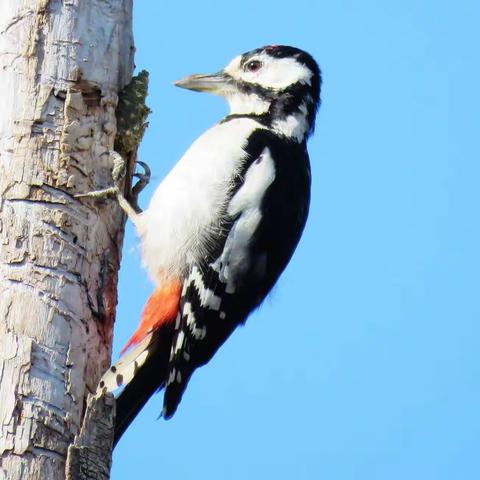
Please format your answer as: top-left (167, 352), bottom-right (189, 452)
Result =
top-left (121, 279), bottom-right (182, 354)
top-left (265, 45), bottom-right (280, 53)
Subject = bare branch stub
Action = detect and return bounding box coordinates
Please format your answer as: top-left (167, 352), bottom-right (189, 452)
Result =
top-left (65, 393), bottom-right (115, 480)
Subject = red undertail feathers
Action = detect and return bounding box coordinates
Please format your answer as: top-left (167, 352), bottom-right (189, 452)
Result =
top-left (121, 279), bottom-right (182, 354)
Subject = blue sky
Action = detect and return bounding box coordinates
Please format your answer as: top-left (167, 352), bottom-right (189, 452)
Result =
top-left (111, 1), bottom-right (480, 478)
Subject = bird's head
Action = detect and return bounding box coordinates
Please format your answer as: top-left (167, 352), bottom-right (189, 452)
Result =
top-left (175, 45), bottom-right (321, 142)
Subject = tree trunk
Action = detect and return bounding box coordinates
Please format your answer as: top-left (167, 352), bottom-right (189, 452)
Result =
top-left (0, 1), bottom-right (134, 478)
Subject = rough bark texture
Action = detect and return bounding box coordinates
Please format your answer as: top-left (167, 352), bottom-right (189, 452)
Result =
top-left (65, 393), bottom-right (115, 480)
top-left (0, 1), bottom-right (134, 478)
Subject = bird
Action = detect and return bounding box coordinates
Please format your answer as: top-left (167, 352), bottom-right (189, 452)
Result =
top-left (98, 45), bottom-right (321, 446)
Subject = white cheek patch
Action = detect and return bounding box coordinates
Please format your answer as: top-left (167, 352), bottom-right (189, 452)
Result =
top-left (254, 56), bottom-right (313, 89)
top-left (226, 53), bottom-right (313, 91)
top-left (219, 55), bottom-right (271, 114)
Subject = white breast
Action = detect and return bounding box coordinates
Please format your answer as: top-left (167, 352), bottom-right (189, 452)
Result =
top-left (138, 118), bottom-right (262, 283)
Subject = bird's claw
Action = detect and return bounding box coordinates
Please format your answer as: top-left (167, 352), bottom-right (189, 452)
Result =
top-left (74, 151), bottom-right (150, 220)
top-left (130, 160), bottom-right (151, 209)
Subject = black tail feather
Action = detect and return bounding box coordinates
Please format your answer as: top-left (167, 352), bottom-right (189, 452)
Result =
top-left (114, 324), bottom-right (173, 446)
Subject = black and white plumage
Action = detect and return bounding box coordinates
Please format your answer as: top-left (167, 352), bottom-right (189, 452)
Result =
top-left (100, 45), bottom-right (321, 445)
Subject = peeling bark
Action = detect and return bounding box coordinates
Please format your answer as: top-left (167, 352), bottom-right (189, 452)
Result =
top-left (0, 1), bottom-right (134, 478)
top-left (65, 394), bottom-right (115, 480)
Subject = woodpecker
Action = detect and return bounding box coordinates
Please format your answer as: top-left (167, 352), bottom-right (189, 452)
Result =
top-left (98, 45), bottom-right (321, 445)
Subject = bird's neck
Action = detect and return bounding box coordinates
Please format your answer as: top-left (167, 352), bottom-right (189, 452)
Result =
top-left (227, 92), bottom-right (270, 116)
top-left (270, 101), bottom-right (309, 142)
top-left (227, 91), bottom-right (313, 143)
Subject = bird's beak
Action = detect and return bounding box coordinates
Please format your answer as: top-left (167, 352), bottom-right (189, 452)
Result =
top-left (174, 71), bottom-right (232, 94)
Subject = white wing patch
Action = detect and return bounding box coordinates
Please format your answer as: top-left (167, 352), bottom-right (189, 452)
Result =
top-left (213, 147), bottom-right (276, 294)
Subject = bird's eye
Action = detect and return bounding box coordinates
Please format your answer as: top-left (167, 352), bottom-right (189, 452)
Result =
top-left (244, 60), bottom-right (262, 73)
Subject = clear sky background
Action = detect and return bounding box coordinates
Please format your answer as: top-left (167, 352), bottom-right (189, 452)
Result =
top-left (111, 1), bottom-right (479, 479)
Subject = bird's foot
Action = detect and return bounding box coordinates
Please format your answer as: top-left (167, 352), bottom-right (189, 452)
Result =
top-left (74, 151), bottom-right (126, 200)
top-left (75, 151), bottom-right (148, 230)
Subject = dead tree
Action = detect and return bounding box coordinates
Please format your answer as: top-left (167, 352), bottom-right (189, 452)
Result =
top-left (0, 1), bottom-right (147, 478)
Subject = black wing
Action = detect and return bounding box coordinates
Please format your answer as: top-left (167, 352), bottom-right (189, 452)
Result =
top-left (163, 129), bottom-right (311, 418)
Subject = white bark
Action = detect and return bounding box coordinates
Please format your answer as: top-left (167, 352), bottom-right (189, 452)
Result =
top-left (0, 1), bottom-right (134, 478)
